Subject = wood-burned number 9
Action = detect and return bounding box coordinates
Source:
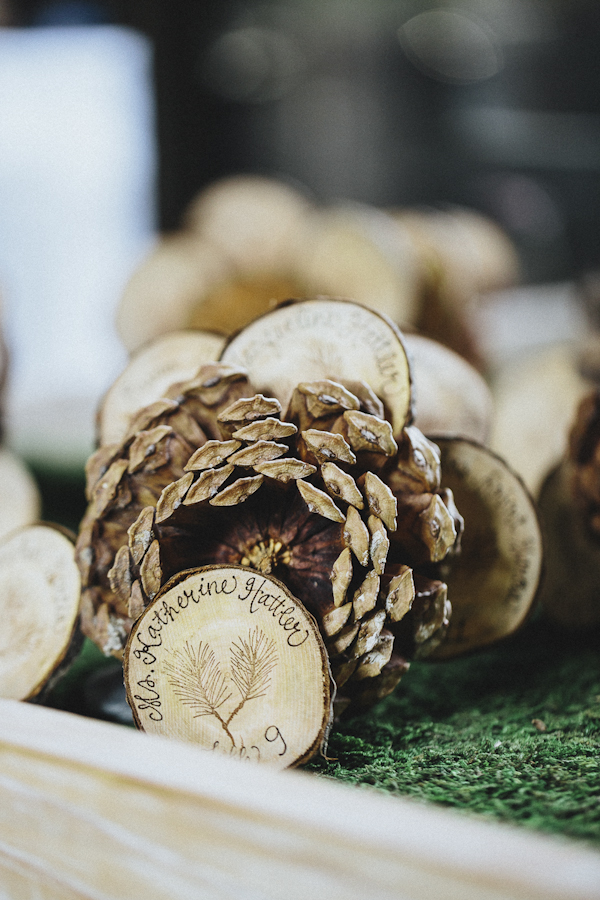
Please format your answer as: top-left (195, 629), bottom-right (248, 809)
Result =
top-left (264, 725), bottom-right (286, 757)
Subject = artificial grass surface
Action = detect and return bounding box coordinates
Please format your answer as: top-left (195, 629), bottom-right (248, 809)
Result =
top-left (37, 463), bottom-right (600, 847)
top-left (308, 617), bottom-right (600, 846)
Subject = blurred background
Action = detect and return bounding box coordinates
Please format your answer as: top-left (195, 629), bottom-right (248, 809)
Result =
top-left (0, 0), bottom-right (599, 470)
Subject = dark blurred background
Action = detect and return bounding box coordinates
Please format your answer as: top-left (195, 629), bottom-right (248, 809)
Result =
top-left (7, 0), bottom-right (600, 285)
top-left (1, 0), bottom-right (600, 470)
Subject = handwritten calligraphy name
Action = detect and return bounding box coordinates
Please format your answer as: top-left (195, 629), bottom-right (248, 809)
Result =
top-left (237, 575), bottom-right (310, 646)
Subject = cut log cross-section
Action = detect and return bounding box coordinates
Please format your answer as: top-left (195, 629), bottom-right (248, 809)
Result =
top-left (124, 566), bottom-right (333, 768)
top-left (98, 330), bottom-right (227, 447)
top-left (0, 525), bottom-right (81, 701)
top-left (430, 438), bottom-right (542, 658)
top-left (403, 333), bottom-right (493, 444)
top-left (220, 297), bottom-right (413, 436)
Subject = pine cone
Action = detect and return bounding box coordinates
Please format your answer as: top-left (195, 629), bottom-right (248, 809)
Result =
top-left (77, 366), bottom-right (461, 714)
top-left (568, 389), bottom-right (600, 539)
top-left (75, 363), bottom-right (252, 655)
top-left (536, 388), bottom-right (600, 630)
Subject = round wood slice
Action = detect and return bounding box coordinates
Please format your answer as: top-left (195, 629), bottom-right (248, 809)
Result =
top-left (98, 330), bottom-right (226, 446)
top-left (431, 438), bottom-right (542, 658)
top-left (116, 232), bottom-right (231, 353)
top-left (220, 297), bottom-right (412, 435)
top-left (0, 524), bottom-right (81, 700)
top-left (124, 566), bottom-right (333, 768)
top-left (404, 333), bottom-right (493, 444)
top-left (297, 204), bottom-right (420, 326)
top-left (490, 343), bottom-right (592, 496)
top-left (184, 174), bottom-right (312, 275)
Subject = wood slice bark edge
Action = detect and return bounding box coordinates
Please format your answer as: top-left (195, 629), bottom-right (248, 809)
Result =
top-left (0, 524), bottom-right (82, 701)
top-left (124, 565), bottom-right (334, 768)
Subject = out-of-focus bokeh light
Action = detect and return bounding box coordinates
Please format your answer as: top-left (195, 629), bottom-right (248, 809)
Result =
top-left (202, 26), bottom-right (305, 103)
top-left (398, 9), bottom-right (503, 84)
top-left (488, 175), bottom-right (564, 245)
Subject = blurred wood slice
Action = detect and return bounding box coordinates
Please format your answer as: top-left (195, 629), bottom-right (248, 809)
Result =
top-left (186, 273), bottom-right (303, 337)
top-left (393, 206), bottom-right (519, 308)
top-left (97, 330), bottom-right (227, 447)
top-left (116, 232), bottom-right (231, 353)
top-left (489, 343), bottom-right (593, 497)
top-left (430, 438), bottom-right (542, 659)
top-left (0, 447), bottom-right (41, 540)
top-left (298, 204), bottom-right (420, 327)
top-left (184, 174), bottom-right (313, 276)
top-left (391, 207), bottom-right (519, 369)
top-left (220, 297), bottom-right (413, 435)
top-left (437, 207), bottom-right (521, 297)
top-left (118, 176), bottom-right (312, 350)
top-left (404, 333), bottom-right (493, 443)
top-left (124, 565), bottom-right (332, 768)
top-left (0, 524), bottom-right (81, 700)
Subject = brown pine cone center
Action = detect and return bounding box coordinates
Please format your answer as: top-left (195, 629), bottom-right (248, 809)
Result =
top-left (240, 537), bottom-right (291, 574)
top-left (156, 485), bottom-right (344, 623)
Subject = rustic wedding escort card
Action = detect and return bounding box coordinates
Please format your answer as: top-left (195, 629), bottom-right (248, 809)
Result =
top-left (124, 565), bottom-right (333, 768)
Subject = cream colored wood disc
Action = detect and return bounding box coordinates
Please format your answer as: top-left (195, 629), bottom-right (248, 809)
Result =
top-left (124, 566), bottom-right (332, 768)
top-left (0, 525), bottom-right (80, 700)
top-left (220, 297), bottom-right (412, 435)
top-left (404, 333), bottom-right (493, 444)
top-left (98, 330), bottom-right (226, 447)
top-left (431, 438), bottom-right (542, 658)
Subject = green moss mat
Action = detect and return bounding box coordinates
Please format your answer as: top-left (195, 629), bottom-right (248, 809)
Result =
top-left (45, 637), bottom-right (123, 718)
top-left (307, 617), bottom-right (600, 845)
top-left (28, 461), bottom-right (88, 536)
top-left (33, 466), bottom-right (600, 846)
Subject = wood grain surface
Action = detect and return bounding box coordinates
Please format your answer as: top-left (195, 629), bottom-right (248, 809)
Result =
top-left (0, 699), bottom-right (599, 899)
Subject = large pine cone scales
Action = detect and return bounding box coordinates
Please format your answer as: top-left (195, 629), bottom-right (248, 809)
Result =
top-left (77, 366), bottom-right (461, 713)
top-left (567, 389), bottom-right (600, 538)
top-left (536, 387), bottom-right (600, 630)
top-left (76, 364), bottom-right (252, 654)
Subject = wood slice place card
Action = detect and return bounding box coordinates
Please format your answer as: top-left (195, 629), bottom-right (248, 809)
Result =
top-left (431, 438), bottom-right (543, 659)
top-left (124, 565), bottom-right (333, 768)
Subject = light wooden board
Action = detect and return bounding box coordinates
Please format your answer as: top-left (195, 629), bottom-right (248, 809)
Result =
top-left (0, 699), bottom-right (599, 900)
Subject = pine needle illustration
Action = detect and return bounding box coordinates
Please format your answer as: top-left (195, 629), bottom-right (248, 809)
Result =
top-left (163, 630), bottom-right (278, 748)
top-left (164, 640), bottom-right (231, 722)
top-left (229, 627), bottom-right (278, 714)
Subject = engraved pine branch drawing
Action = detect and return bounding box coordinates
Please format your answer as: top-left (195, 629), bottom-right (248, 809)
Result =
top-left (164, 627), bottom-right (278, 748)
